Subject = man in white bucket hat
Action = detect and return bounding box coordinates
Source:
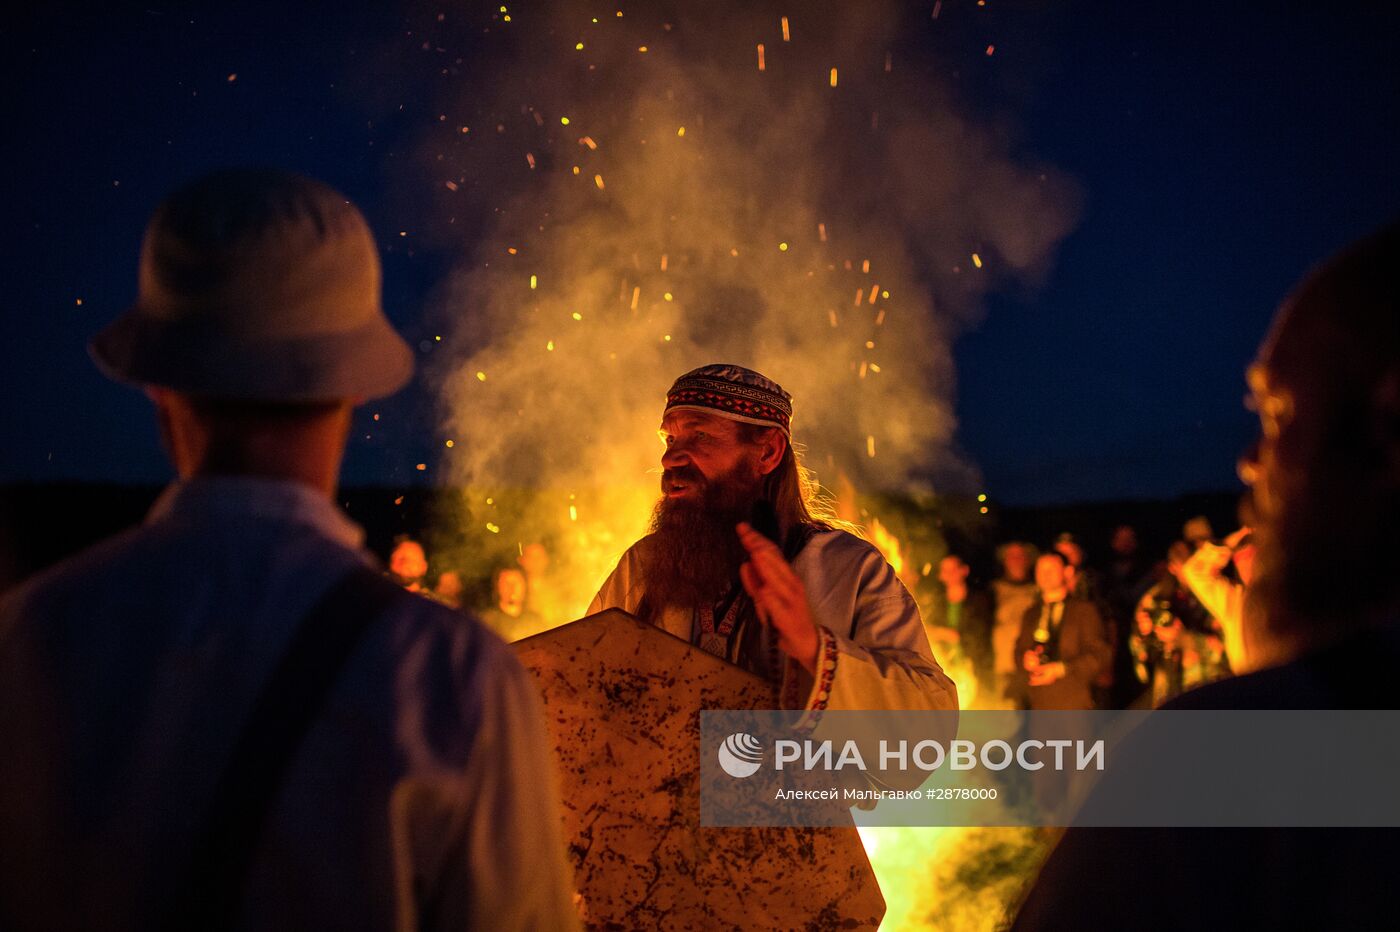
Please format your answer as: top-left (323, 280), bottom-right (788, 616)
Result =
top-left (0, 169), bottom-right (579, 931)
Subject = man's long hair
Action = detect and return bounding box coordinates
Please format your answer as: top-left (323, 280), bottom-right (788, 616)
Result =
top-left (736, 424), bottom-right (843, 535)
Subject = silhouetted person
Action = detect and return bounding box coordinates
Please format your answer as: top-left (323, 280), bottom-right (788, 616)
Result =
top-left (0, 170), bottom-right (578, 931)
top-left (1014, 222), bottom-right (1400, 931)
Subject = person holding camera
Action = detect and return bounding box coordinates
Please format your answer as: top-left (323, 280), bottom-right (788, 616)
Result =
top-left (1130, 541), bottom-right (1230, 707)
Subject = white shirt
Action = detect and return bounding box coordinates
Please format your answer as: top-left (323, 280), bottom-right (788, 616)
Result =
top-left (589, 527), bottom-right (958, 791)
top-left (0, 476), bottom-right (579, 931)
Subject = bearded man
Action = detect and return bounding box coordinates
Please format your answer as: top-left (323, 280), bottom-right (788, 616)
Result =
top-left (589, 365), bottom-right (957, 729)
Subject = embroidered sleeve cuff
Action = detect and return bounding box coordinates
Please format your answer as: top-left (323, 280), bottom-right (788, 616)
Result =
top-left (787, 626), bottom-right (839, 732)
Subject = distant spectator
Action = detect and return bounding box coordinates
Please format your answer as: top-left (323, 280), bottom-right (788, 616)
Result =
top-left (990, 541), bottom-right (1040, 701)
top-left (1141, 541), bottom-right (1218, 633)
top-left (388, 535), bottom-right (429, 592)
top-left (1180, 526), bottom-right (1254, 673)
top-left (1181, 515), bottom-right (1215, 549)
top-left (927, 554), bottom-right (995, 706)
top-left (1106, 525), bottom-right (1142, 578)
top-left (1104, 524), bottom-right (1150, 610)
top-left (483, 566), bottom-right (546, 641)
top-left (1131, 549), bottom-right (1231, 707)
top-left (1013, 551), bottom-right (1112, 813)
top-left (1103, 524), bottom-right (1152, 707)
top-left (434, 569), bottom-right (465, 610)
top-left (1055, 533), bottom-right (1115, 704)
top-left (1130, 539), bottom-right (1221, 699)
top-left (1013, 551), bottom-right (1111, 711)
top-left (518, 541), bottom-right (566, 626)
top-left (1058, 534), bottom-right (1103, 598)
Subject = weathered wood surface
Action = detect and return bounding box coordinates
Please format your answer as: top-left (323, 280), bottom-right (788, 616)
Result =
top-left (516, 609), bottom-right (884, 930)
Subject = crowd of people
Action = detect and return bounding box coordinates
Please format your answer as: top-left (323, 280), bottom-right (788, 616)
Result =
top-left (385, 535), bottom-right (561, 642)
top-left (1, 166), bottom-right (1394, 930)
top-left (923, 517), bottom-right (1250, 711)
top-left (383, 513), bottom-right (1250, 715)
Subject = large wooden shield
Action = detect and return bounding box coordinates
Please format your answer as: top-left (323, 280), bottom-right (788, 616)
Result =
top-left (515, 610), bottom-right (885, 930)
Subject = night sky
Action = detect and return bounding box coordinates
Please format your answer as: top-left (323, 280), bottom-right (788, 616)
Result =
top-left (4, 2), bottom-right (1397, 505)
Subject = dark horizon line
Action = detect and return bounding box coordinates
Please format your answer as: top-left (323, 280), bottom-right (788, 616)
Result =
top-left (0, 478), bottom-right (1241, 512)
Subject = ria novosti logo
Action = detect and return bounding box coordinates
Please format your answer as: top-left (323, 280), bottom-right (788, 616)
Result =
top-left (717, 733), bottom-right (765, 778)
top-left (716, 733), bottom-right (1106, 779)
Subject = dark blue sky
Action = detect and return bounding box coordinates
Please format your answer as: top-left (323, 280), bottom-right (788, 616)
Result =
top-left (4, 2), bottom-right (1397, 505)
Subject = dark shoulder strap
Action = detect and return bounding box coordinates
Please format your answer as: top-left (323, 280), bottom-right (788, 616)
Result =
top-left (164, 564), bottom-right (407, 931)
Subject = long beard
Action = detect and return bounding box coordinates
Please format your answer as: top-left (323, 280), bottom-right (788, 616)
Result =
top-left (640, 462), bottom-right (763, 613)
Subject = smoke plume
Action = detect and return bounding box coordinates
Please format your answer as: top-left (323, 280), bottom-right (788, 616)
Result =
top-left (419, 1), bottom-right (1078, 618)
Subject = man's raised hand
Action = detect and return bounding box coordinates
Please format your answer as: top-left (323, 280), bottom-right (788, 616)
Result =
top-left (736, 522), bottom-right (820, 673)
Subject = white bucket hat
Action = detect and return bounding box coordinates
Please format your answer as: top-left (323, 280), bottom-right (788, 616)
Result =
top-left (90, 168), bottom-right (413, 402)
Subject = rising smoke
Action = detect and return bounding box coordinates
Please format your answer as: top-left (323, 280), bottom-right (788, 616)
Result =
top-left (417, 1), bottom-right (1078, 620)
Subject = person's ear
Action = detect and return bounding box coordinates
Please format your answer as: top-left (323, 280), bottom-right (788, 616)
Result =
top-left (755, 428), bottom-right (787, 476)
